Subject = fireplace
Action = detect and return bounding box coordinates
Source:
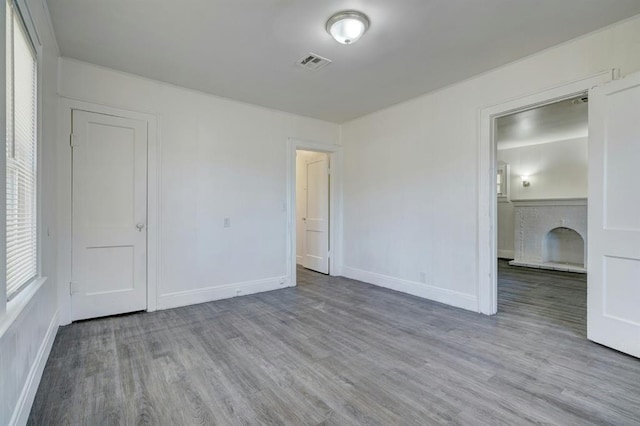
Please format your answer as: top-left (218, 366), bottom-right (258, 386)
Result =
top-left (509, 198), bottom-right (587, 273)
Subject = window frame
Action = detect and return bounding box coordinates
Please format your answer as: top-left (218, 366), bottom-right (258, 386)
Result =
top-left (497, 162), bottom-right (510, 201)
top-left (3, 0), bottom-right (42, 305)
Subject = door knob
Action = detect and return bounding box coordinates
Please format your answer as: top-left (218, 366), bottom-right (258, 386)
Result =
top-left (136, 223), bottom-right (145, 232)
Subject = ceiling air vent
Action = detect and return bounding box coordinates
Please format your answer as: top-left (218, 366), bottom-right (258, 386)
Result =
top-left (296, 53), bottom-right (332, 71)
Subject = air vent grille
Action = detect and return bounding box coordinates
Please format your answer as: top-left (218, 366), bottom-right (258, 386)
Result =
top-left (297, 53), bottom-right (332, 71)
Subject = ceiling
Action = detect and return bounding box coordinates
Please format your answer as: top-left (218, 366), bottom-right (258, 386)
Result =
top-left (496, 97), bottom-right (588, 150)
top-left (46, 1), bottom-right (640, 123)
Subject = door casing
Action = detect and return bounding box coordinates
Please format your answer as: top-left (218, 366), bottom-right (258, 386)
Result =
top-left (287, 138), bottom-right (342, 288)
top-left (477, 70), bottom-right (615, 315)
top-left (57, 98), bottom-right (159, 325)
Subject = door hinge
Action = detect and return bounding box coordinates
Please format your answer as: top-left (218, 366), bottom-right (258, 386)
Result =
top-left (69, 281), bottom-right (81, 295)
top-left (70, 133), bottom-right (79, 148)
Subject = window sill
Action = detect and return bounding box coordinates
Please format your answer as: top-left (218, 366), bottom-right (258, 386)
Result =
top-left (0, 276), bottom-right (48, 338)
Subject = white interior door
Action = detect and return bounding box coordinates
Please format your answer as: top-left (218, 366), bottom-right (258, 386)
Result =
top-left (71, 110), bottom-right (148, 321)
top-left (303, 153), bottom-right (329, 274)
top-left (588, 72), bottom-right (640, 358)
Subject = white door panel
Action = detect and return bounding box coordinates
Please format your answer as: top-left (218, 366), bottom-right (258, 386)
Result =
top-left (72, 110), bottom-right (148, 321)
top-left (588, 72), bottom-right (640, 358)
top-left (303, 153), bottom-right (329, 274)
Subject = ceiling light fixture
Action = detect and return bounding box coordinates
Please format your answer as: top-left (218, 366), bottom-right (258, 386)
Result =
top-left (326, 11), bottom-right (370, 45)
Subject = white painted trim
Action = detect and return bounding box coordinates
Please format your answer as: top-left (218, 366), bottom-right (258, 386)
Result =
top-left (9, 309), bottom-right (58, 426)
top-left (0, 277), bottom-right (47, 337)
top-left (0, 0), bottom-right (6, 317)
top-left (158, 277), bottom-right (289, 310)
top-left (477, 70), bottom-right (613, 315)
top-left (342, 266), bottom-right (478, 312)
top-left (57, 98), bottom-right (160, 325)
top-left (287, 138), bottom-right (343, 288)
top-left (39, 0), bottom-right (60, 56)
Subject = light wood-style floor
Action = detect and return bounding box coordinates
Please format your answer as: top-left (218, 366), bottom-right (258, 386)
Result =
top-left (29, 261), bottom-right (640, 425)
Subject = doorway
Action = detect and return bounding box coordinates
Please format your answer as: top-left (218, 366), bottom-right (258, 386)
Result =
top-left (480, 70), bottom-right (640, 358)
top-left (495, 96), bottom-right (589, 273)
top-left (286, 138), bottom-right (342, 288)
top-left (477, 71), bottom-right (612, 316)
top-left (494, 96), bottom-right (589, 326)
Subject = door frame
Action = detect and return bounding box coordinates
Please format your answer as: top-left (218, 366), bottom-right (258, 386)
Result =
top-left (287, 138), bottom-right (342, 287)
top-left (476, 70), bottom-right (615, 315)
top-left (57, 98), bottom-right (160, 325)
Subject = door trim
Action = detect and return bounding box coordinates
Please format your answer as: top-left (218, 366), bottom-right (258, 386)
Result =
top-left (57, 98), bottom-right (160, 325)
top-left (287, 138), bottom-right (342, 287)
top-left (476, 70), bottom-right (614, 315)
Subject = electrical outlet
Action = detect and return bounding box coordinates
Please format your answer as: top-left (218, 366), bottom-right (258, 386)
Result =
top-left (224, 217), bottom-right (231, 228)
top-left (419, 272), bottom-right (427, 283)
top-left (279, 277), bottom-right (286, 285)
top-left (235, 289), bottom-right (242, 296)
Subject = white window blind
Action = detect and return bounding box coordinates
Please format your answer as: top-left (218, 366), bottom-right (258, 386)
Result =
top-left (5, 0), bottom-right (38, 300)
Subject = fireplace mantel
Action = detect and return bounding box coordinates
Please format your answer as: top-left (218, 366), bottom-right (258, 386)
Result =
top-left (511, 197), bottom-right (587, 207)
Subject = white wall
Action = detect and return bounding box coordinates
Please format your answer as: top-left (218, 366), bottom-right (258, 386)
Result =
top-left (341, 15), bottom-right (640, 312)
top-left (0, 0), bottom-right (59, 424)
top-left (57, 58), bottom-right (340, 316)
top-left (497, 137), bottom-right (588, 258)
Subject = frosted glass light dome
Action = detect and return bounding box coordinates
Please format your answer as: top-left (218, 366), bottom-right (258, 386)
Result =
top-left (326, 11), bottom-right (370, 45)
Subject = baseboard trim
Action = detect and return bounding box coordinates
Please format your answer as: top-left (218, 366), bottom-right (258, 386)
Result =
top-left (341, 266), bottom-right (478, 312)
top-left (498, 249), bottom-right (514, 259)
top-left (10, 309), bottom-right (59, 426)
top-left (158, 276), bottom-right (290, 310)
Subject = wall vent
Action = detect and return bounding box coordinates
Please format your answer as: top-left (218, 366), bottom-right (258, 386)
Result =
top-left (296, 53), bottom-right (332, 71)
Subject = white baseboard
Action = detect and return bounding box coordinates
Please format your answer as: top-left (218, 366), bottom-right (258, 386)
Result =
top-left (10, 310), bottom-right (59, 426)
top-left (158, 276), bottom-right (290, 310)
top-left (341, 266), bottom-right (478, 312)
top-left (296, 255), bottom-right (303, 265)
top-left (498, 249), bottom-right (514, 259)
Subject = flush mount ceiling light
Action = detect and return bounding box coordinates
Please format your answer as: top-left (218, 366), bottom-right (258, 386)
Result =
top-left (326, 11), bottom-right (370, 45)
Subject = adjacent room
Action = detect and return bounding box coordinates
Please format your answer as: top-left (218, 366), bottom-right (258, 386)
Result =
top-left (495, 96), bottom-right (590, 336)
top-left (2, 0), bottom-right (640, 424)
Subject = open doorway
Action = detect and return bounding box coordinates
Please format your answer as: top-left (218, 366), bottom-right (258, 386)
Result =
top-left (495, 96), bottom-right (589, 326)
top-left (496, 96), bottom-right (588, 272)
top-left (286, 138), bottom-right (342, 289)
top-left (477, 71), bottom-right (612, 316)
top-left (479, 70), bottom-right (640, 358)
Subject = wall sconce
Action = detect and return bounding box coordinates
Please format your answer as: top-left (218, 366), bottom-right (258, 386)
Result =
top-left (521, 176), bottom-right (530, 187)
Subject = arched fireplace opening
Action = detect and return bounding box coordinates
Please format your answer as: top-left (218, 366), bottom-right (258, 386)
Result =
top-left (543, 227), bottom-right (585, 267)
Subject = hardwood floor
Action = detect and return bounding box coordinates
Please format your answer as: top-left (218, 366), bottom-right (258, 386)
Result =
top-left (29, 262), bottom-right (640, 425)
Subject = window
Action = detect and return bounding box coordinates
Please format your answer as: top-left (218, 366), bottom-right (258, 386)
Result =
top-left (497, 162), bottom-right (509, 200)
top-left (5, 0), bottom-right (38, 300)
